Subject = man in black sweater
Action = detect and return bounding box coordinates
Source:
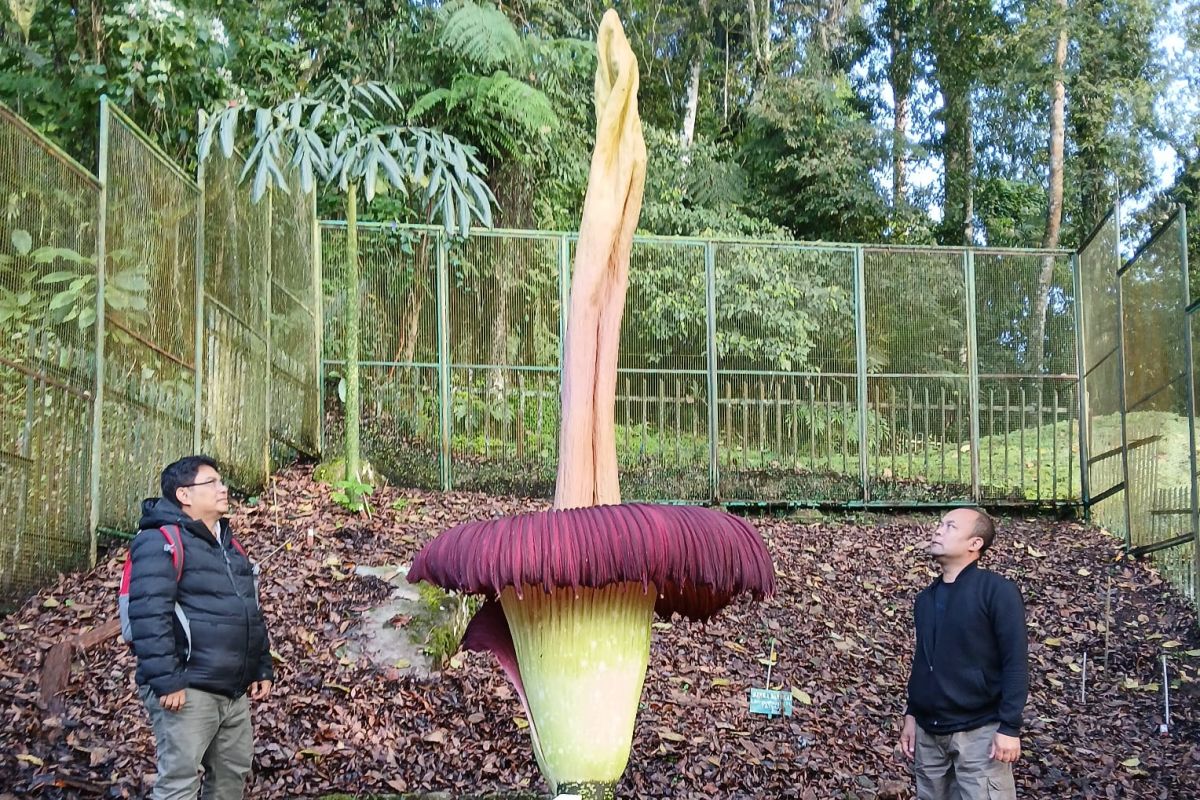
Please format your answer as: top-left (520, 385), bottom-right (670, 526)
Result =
top-left (127, 456), bottom-right (273, 800)
top-left (898, 508), bottom-right (1028, 799)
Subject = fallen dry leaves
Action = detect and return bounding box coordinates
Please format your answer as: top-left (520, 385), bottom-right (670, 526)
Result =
top-left (0, 466), bottom-right (1197, 799)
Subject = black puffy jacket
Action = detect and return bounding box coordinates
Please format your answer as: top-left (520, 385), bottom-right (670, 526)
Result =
top-left (127, 497), bottom-right (273, 698)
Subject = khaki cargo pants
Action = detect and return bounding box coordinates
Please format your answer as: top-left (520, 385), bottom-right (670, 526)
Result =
top-left (140, 686), bottom-right (252, 800)
top-left (914, 721), bottom-right (1017, 800)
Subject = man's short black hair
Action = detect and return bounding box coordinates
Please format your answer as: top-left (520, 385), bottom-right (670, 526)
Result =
top-left (973, 509), bottom-right (997, 555)
top-left (161, 455), bottom-right (219, 505)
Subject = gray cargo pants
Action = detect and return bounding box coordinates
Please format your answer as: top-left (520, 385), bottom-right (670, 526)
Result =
top-left (914, 721), bottom-right (1017, 800)
top-left (140, 685), bottom-right (253, 800)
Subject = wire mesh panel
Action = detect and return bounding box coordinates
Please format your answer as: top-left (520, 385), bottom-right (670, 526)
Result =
top-left (323, 225), bottom-right (442, 490)
top-left (863, 248), bottom-right (971, 502)
top-left (97, 107), bottom-right (200, 531)
top-left (1120, 213), bottom-right (1194, 579)
top-left (270, 168), bottom-right (320, 463)
top-left (448, 232), bottom-right (561, 497)
top-left (610, 239), bottom-right (709, 501)
top-left (1187, 306), bottom-right (1200, 602)
top-left (0, 105), bottom-right (99, 599)
top-left (1078, 212), bottom-right (1125, 533)
top-left (714, 243), bottom-right (858, 503)
top-left (974, 252), bottom-right (1079, 501)
top-left (200, 150), bottom-right (270, 489)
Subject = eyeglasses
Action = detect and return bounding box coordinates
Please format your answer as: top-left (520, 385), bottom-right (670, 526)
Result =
top-left (182, 477), bottom-right (226, 489)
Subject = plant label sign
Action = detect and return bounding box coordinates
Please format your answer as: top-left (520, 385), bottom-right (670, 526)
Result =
top-left (748, 687), bottom-right (792, 718)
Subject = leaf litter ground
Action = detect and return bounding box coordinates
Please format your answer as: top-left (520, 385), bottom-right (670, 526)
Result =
top-left (1, 465), bottom-right (1197, 799)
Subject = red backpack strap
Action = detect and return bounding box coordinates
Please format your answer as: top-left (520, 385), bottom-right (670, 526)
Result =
top-left (230, 534), bottom-right (247, 558)
top-left (159, 525), bottom-right (185, 582)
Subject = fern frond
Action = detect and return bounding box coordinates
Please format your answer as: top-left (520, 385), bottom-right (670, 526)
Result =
top-left (439, 1), bottom-right (524, 70)
top-left (462, 72), bottom-right (558, 137)
top-left (408, 89), bottom-right (453, 122)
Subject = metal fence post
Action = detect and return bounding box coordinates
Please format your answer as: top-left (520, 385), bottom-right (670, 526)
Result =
top-left (558, 235), bottom-right (570, 375)
top-left (1072, 252), bottom-right (1090, 507)
top-left (437, 233), bottom-right (452, 491)
top-left (965, 249), bottom-right (981, 503)
top-left (1115, 201), bottom-right (1134, 548)
top-left (705, 241), bottom-right (719, 502)
top-left (1179, 204), bottom-right (1198, 601)
top-left (88, 97), bottom-right (111, 566)
top-left (854, 246), bottom-right (870, 504)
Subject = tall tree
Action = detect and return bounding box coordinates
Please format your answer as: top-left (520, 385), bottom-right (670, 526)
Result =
top-left (879, 0), bottom-right (918, 208)
top-left (678, 0), bottom-right (712, 152)
top-left (1067, 0), bottom-right (1162, 234)
top-left (927, 0), bottom-right (982, 243)
top-left (1031, 0), bottom-right (1070, 374)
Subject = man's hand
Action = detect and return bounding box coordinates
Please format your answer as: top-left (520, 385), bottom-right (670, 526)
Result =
top-left (160, 689), bottom-right (186, 712)
top-left (899, 714), bottom-right (916, 761)
top-left (989, 732), bottom-right (1021, 763)
top-left (249, 680), bottom-right (273, 701)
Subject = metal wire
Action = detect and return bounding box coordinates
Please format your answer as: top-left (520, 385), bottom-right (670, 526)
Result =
top-left (269, 165), bottom-right (321, 461)
top-left (1078, 213), bottom-right (1126, 537)
top-left (201, 149), bottom-right (270, 488)
top-left (324, 225), bottom-right (1084, 510)
top-left (1120, 214), bottom-right (1193, 595)
top-left (0, 103), bottom-right (322, 606)
top-left (0, 104), bottom-right (99, 599)
top-left (96, 109), bottom-right (201, 531)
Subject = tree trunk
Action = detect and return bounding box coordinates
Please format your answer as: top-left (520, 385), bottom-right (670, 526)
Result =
top-left (746, 0), bottom-right (774, 105)
top-left (388, 232), bottom-right (432, 379)
top-left (679, 0), bottom-right (710, 159)
top-left (679, 54), bottom-right (702, 152)
top-left (1031, 0), bottom-right (1069, 374)
top-left (893, 94), bottom-right (910, 206)
top-left (486, 261), bottom-right (509, 400)
top-left (885, 0), bottom-right (914, 207)
top-left (344, 184), bottom-right (362, 495)
top-left (930, 0), bottom-right (975, 245)
top-left (1070, 2), bottom-right (1116, 235)
top-left (941, 79), bottom-right (974, 245)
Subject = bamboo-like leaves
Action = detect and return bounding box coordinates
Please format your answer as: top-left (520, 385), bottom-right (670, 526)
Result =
top-left (196, 78), bottom-right (495, 234)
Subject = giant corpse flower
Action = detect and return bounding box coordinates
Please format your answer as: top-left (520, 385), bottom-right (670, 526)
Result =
top-left (410, 505), bottom-right (774, 795)
top-left (408, 10), bottom-right (775, 800)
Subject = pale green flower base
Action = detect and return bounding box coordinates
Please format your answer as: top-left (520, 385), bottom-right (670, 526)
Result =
top-left (500, 583), bottom-right (656, 794)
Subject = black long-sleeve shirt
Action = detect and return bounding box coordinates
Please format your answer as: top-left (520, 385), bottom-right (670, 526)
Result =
top-left (904, 561), bottom-right (1028, 737)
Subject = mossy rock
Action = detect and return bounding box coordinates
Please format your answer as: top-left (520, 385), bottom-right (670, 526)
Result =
top-left (313, 457), bottom-right (383, 487)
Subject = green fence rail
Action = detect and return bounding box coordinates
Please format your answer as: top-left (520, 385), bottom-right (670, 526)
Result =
top-left (321, 223), bottom-right (1081, 508)
top-left (3, 97), bottom-right (1194, 613)
top-left (0, 100), bottom-right (321, 604)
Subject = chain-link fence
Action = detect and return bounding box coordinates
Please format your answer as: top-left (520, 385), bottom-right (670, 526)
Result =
top-left (323, 224), bottom-right (1080, 507)
top-left (0, 105), bottom-right (100, 599)
top-left (1121, 210), bottom-right (1196, 601)
top-left (1079, 212), bottom-right (1126, 540)
top-left (0, 100), bottom-right (321, 604)
top-left (1079, 205), bottom-right (1197, 607)
top-left (95, 104), bottom-right (203, 533)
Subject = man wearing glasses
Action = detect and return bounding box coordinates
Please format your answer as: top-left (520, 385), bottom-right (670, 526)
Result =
top-left (125, 455), bottom-right (274, 800)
